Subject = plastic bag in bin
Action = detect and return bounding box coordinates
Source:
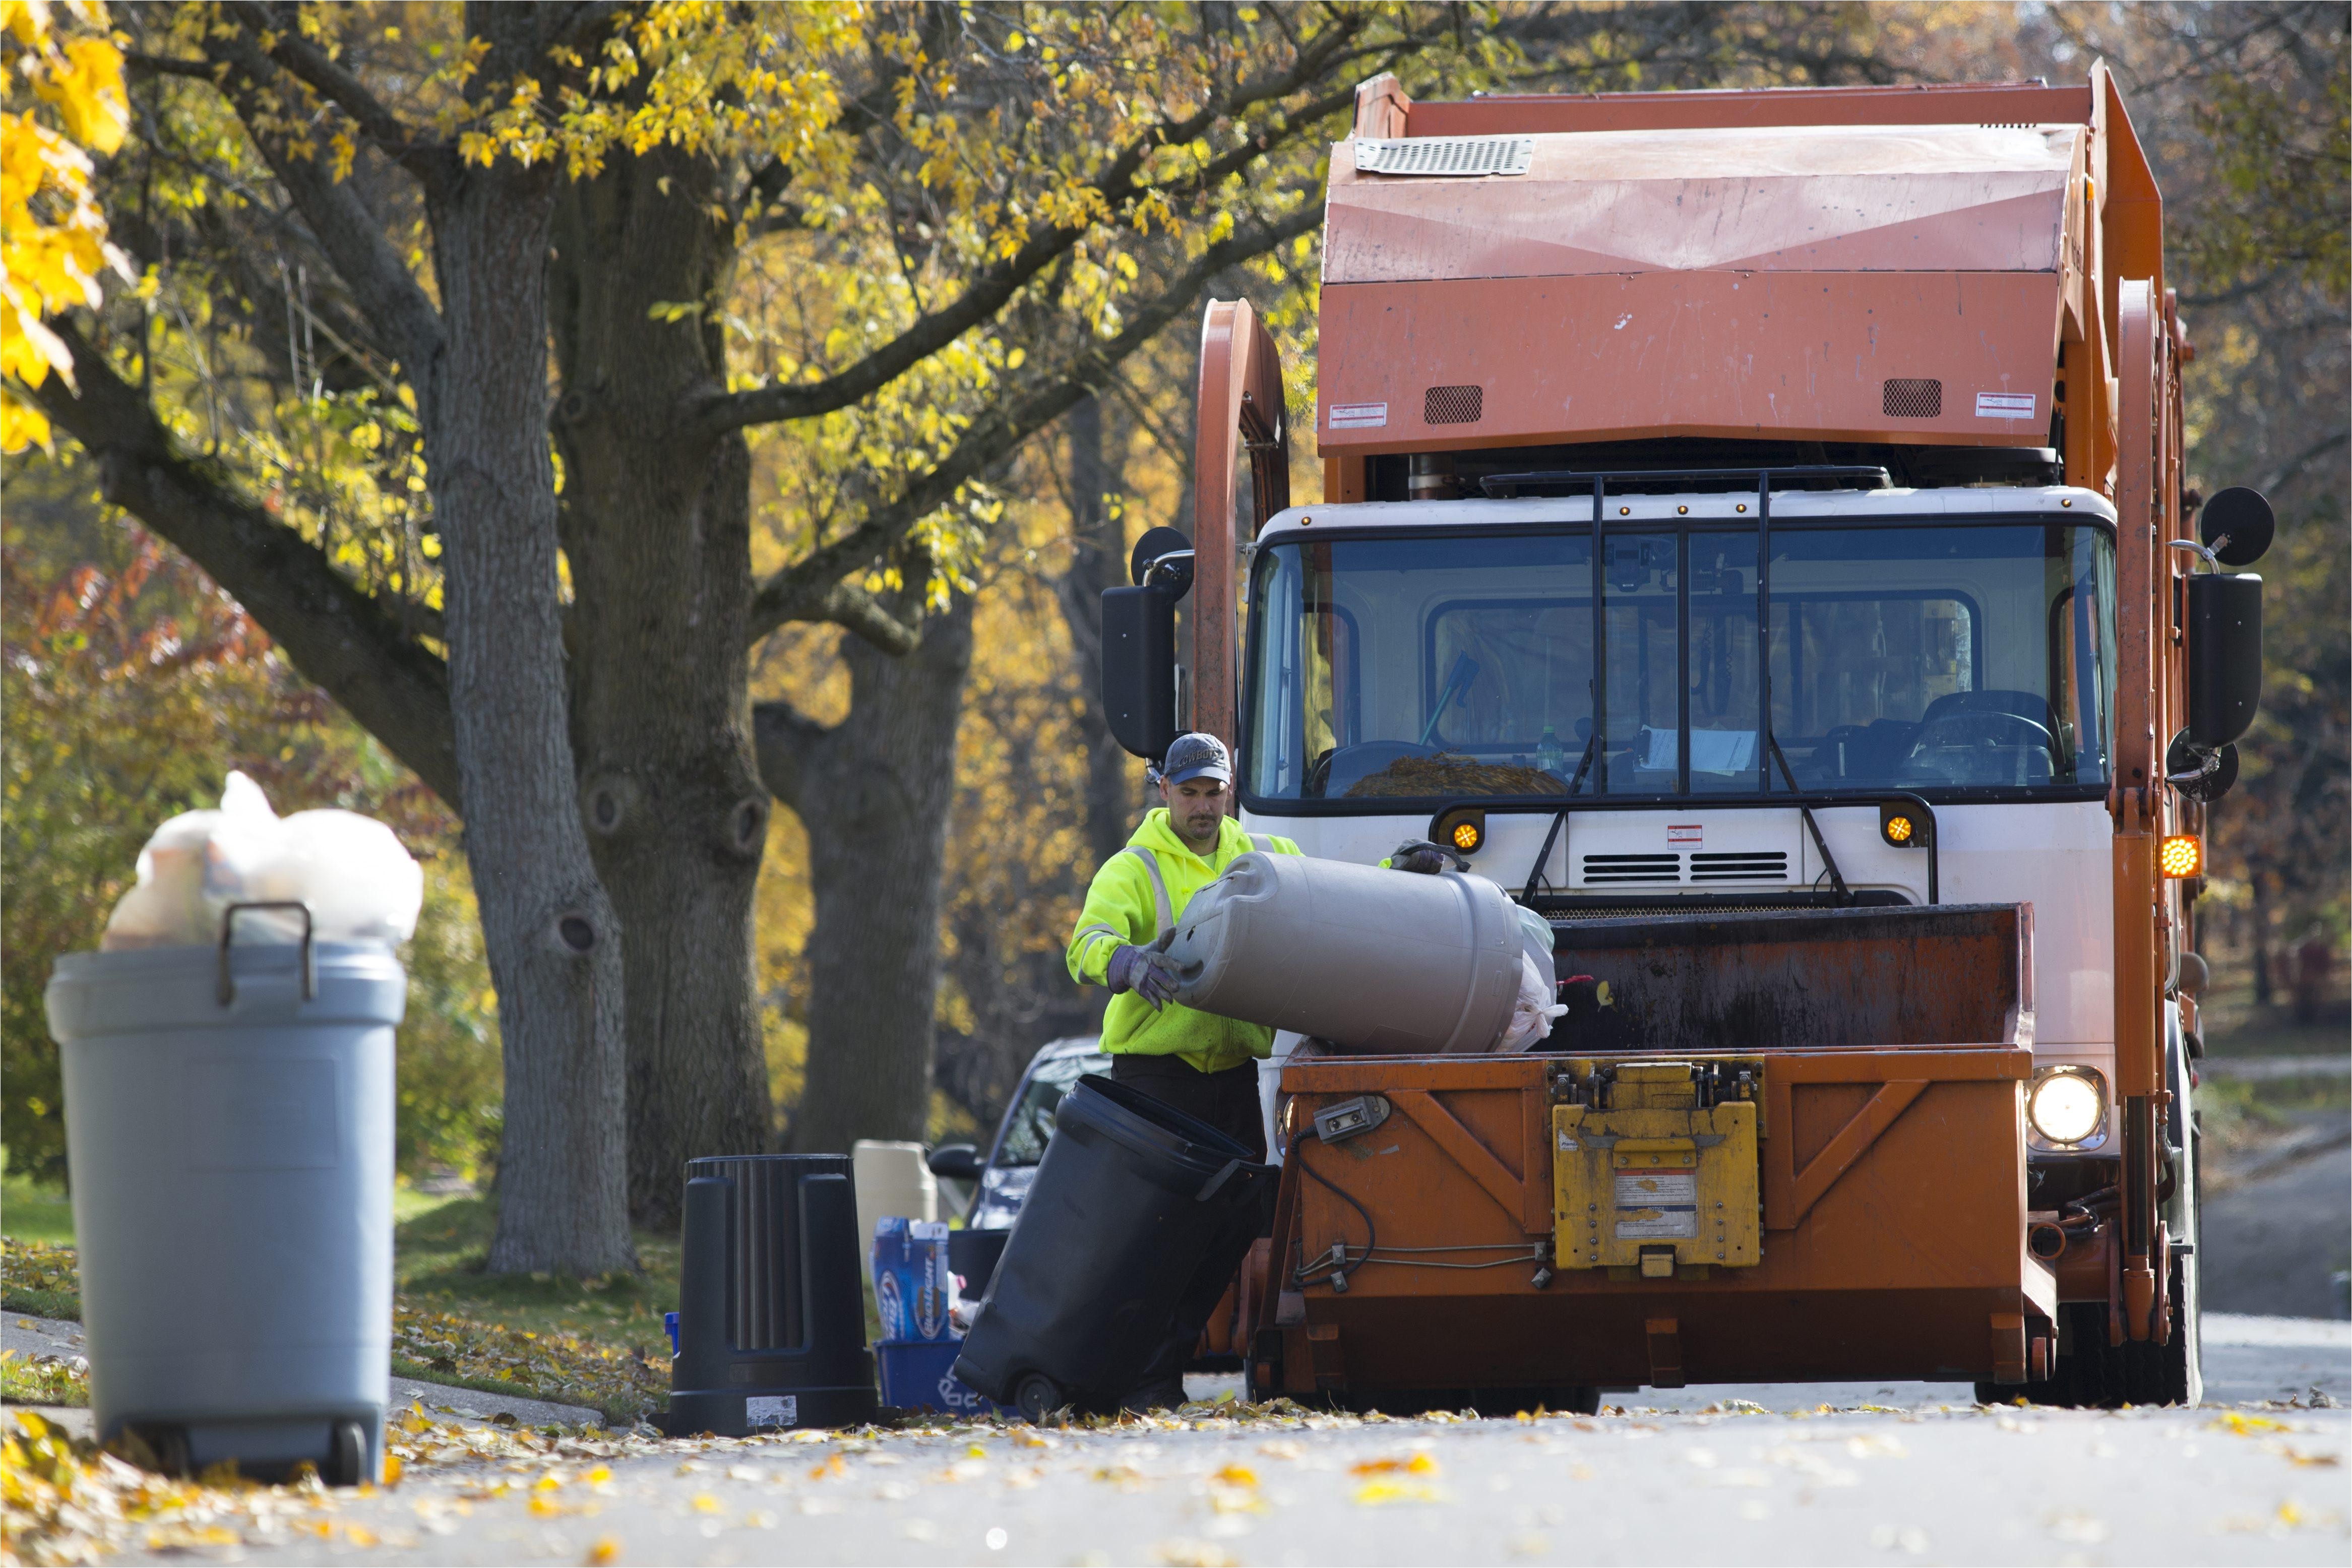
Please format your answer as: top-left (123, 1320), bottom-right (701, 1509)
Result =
top-left (103, 771), bottom-right (423, 950)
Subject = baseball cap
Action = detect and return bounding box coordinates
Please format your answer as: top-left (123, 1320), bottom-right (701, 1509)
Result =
top-left (1159, 732), bottom-right (1232, 786)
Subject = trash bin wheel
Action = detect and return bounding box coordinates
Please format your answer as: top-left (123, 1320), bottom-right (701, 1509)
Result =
top-left (1013, 1372), bottom-right (1064, 1425)
top-left (325, 1420), bottom-right (369, 1486)
top-left (137, 1424), bottom-right (190, 1478)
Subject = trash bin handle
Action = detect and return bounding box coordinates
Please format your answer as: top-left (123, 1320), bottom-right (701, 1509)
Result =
top-left (1195, 1158), bottom-right (1242, 1203)
top-left (217, 901), bottom-right (316, 1006)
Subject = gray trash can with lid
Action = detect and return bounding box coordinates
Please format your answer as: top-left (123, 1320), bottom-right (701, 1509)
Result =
top-left (45, 908), bottom-right (404, 1482)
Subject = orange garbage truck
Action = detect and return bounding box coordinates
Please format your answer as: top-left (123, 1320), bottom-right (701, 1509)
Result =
top-left (1099, 70), bottom-right (2274, 1410)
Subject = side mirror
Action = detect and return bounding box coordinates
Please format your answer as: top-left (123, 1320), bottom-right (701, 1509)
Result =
top-left (1130, 525), bottom-right (1195, 599)
top-left (2199, 486), bottom-right (2274, 567)
top-left (1102, 527), bottom-right (1192, 762)
top-left (1102, 584), bottom-right (1176, 761)
top-left (2167, 729), bottom-right (2239, 801)
top-left (2186, 573), bottom-right (2262, 746)
top-left (926, 1143), bottom-right (983, 1182)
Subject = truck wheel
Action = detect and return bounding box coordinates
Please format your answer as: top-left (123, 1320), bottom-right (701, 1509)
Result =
top-left (2027, 1255), bottom-right (2200, 1410)
top-left (1013, 1372), bottom-right (1064, 1425)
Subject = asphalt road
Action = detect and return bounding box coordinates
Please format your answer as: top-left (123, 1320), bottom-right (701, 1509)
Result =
top-left (120, 1321), bottom-right (2343, 1568)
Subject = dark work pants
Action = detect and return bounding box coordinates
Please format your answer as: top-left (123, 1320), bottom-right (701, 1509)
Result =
top-left (1108, 1054), bottom-right (1267, 1162)
top-left (1107, 1054), bottom-right (1270, 1403)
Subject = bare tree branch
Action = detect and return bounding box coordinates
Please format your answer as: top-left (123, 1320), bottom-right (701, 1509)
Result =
top-left (743, 201), bottom-right (1323, 646)
top-left (694, 19), bottom-right (1385, 436)
top-left (202, 28), bottom-right (449, 377)
top-left (232, 2), bottom-right (445, 172)
top-left (25, 323), bottom-right (460, 804)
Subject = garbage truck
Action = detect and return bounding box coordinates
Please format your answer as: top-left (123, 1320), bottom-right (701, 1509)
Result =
top-left (1098, 69), bottom-right (2273, 1410)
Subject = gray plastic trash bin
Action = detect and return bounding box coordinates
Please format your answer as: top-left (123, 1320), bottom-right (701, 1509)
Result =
top-left (45, 920), bottom-right (404, 1483)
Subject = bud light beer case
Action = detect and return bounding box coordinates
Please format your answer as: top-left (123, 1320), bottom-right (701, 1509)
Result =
top-left (872, 1217), bottom-right (956, 1342)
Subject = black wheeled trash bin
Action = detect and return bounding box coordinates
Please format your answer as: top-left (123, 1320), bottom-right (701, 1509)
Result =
top-left (953, 1076), bottom-right (1273, 1421)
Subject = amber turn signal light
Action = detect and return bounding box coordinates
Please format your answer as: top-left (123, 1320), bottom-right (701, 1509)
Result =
top-left (2159, 833), bottom-right (2203, 878)
top-left (1879, 800), bottom-right (1925, 848)
top-left (1432, 806), bottom-right (1487, 856)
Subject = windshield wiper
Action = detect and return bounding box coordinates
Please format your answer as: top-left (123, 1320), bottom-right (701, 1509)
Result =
top-left (1766, 733), bottom-right (1851, 904)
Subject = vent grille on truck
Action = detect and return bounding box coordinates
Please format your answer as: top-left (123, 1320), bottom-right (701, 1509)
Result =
top-left (1689, 851), bottom-right (1789, 882)
top-left (1882, 378), bottom-right (1944, 418)
top-left (1354, 136), bottom-right (1535, 177)
top-left (1582, 853), bottom-right (1680, 885)
top-left (1425, 385), bottom-right (1484, 425)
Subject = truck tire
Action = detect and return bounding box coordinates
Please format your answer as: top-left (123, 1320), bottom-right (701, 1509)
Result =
top-left (2012, 1253), bottom-right (2198, 1409)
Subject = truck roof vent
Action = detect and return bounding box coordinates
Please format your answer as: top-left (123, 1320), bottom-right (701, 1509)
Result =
top-left (1883, 379), bottom-right (1944, 418)
top-left (1425, 385), bottom-right (1483, 425)
top-left (1355, 136), bottom-right (1534, 177)
top-left (1582, 853), bottom-right (1680, 885)
top-left (1689, 851), bottom-right (1789, 883)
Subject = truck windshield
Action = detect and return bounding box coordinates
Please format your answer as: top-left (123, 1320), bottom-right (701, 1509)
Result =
top-left (1245, 522), bottom-right (2116, 802)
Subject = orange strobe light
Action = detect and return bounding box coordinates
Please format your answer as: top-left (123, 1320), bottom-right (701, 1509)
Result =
top-left (2159, 834), bottom-right (2204, 879)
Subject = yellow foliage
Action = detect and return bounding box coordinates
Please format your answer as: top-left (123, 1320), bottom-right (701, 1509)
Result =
top-left (1, 0), bottom-right (129, 451)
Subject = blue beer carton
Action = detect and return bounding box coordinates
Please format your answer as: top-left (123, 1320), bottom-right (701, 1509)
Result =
top-left (876, 1337), bottom-right (1011, 1418)
top-left (872, 1217), bottom-right (956, 1342)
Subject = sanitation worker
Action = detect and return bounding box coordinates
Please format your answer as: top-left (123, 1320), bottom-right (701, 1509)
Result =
top-left (1067, 731), bottom-right (1301, 1158)
top-left (1065, 732), bottom-right (1299, 1410)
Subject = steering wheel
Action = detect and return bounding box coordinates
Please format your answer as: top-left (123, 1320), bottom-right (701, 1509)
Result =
top-left (1909, 708), bottom-right (2055, 756)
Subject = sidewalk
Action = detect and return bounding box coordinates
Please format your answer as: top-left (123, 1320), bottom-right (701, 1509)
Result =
top-left (3, 1310), bottom-right (604, 1438)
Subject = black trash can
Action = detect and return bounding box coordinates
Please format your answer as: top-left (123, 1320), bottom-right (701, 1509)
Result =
top-left (953, 1077), bottom-right (1273, 1420)
top-left (666, 1154), bottom-right (878, 1436)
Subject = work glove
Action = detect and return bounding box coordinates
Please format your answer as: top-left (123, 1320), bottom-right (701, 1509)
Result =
top-left (1389, 839), bottom-right (1451, 875)
top-left (1107, 943), bottom-right (1182, 1009)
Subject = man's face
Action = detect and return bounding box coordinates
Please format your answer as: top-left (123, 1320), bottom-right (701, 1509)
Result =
top-left (1163, 775), bottom-right (1227, 846)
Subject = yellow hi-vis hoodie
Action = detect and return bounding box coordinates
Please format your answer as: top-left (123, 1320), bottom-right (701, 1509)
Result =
top-left (1067, 808), bottom-right (1302, 1073)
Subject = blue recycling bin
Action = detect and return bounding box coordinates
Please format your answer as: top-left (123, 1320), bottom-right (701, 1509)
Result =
top-left (877, 1338), bottom-right (1012, 1418)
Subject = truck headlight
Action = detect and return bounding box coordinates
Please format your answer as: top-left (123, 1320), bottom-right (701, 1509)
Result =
top-left (2027, 1067), bottom-right (2107, 1146)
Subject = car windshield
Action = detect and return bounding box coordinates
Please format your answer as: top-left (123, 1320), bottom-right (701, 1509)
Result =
top-left (993, 1053), bottom-right (1111, 1166)
top-left (1246, 521), bottom-right (2116, 801)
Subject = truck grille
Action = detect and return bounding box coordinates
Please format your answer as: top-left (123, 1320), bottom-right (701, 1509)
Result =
top-left (1425, 385), bottom-right (1484, 424)
top-left (1354, 136), bottom-right (1534, 177)
top-left (1882, 378), bottom-right (1944, 418)
top-left (1689, 851), bottom-right (1789, 882)
top-left (1582, 853), bottom-right (1680, 885)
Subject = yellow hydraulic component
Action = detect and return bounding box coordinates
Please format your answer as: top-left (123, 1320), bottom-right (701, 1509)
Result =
top-left (1553, 1063), bottom-right (1760, 1273)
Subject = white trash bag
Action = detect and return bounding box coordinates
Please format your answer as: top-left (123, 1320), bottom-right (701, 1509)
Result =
top-left (102, 771), bottom-right (423, 951)
top-left (1495, 950), bottom-right (1569, 1053)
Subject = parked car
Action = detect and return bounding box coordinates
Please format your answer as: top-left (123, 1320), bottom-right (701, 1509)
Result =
top-left (927, 1035), bottom-right (1109, 1294)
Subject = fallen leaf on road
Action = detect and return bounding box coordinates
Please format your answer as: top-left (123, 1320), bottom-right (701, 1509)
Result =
top-left (584, 1536), bottom-right (623, 1564)
top-left (1354, 1479), bottom-right (1445, 1505)
top-left (1212, 1464), bottom-right (1258, 1487)
top-left (1152, 1537), bottom-right (1239, 1566)
top-left (2212, 1412), bottom-right (2295, 1435)
top-left (1349, 1452), bottom-right (1439, 1477)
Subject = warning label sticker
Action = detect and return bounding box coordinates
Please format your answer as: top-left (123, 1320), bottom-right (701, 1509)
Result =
top-left (1328, 401), bottom-right (1389, 429)
top-left (1667, 824), bottom-right (1701, 846)
top-left (745, 1395), bottom-right (798, 1428)
top-left (1616, 1207), bottom-right (1699, 1240)
top-left (1614, 1170), bottom-right (1699, 1239)
top-left (1975, 391), bottom-right (2038, 420)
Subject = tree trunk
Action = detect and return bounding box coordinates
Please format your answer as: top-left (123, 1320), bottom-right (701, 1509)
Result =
top-left (549, 146), bottom-right (774, 1228)
top-left (1054, 396), bottom-right (1141, 866)
top-left (422, 158), bottom-right (635, 1276)
top-left (2249, 868), bottom-right (2275, 1009)
top-left (755, 596), bottom-right (976, 1153)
